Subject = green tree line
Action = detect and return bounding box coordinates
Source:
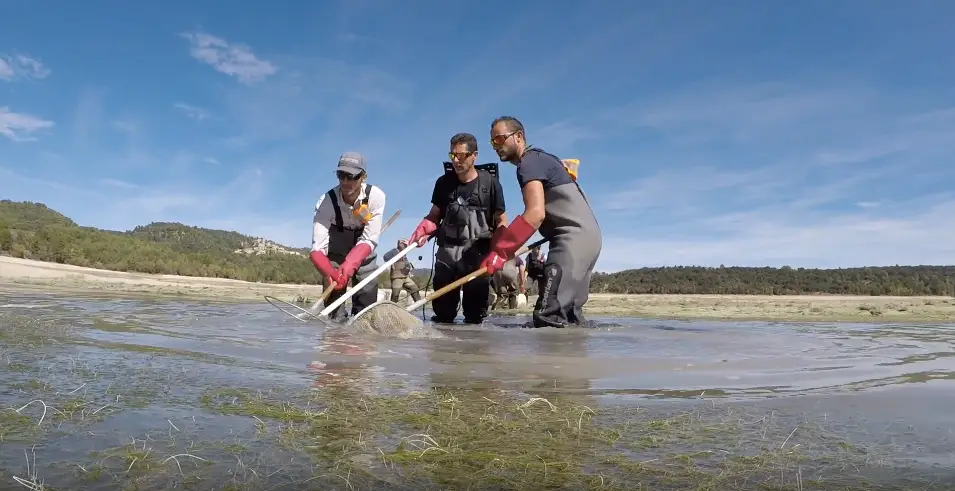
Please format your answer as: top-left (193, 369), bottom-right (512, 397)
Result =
top-left (0, 200), bottom-right (951, 296)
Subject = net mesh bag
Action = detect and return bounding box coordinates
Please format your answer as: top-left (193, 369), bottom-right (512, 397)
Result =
top-left (350, 302), bottom-right (424, 338)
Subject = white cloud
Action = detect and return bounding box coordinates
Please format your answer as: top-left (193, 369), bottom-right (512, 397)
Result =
top-left (0, 53), bottom-right (50, 81)
top-left (597, 196), bottom-right (955, 270)
top-left (174, 102), bottom-right (210, 121)
top-left (0, 107), bottom-right (54, 141)
top-left (99, 178), bottom-right (140, 189)
top-left (217, 56), bottom-right (411, 143)
top-left (180, 31), bottom-right (277, 84)
top-left (532, 121), bottom-right (599, 153)
top-left (588, 79), bottom-right (955, 271)
top-left (0, 165), bottom-right (274, 235)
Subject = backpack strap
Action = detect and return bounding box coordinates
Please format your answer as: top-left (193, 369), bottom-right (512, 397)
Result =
top-left (474, 163), bottom-right (499, 180)
top-left (441, 162), bottom-right (500, 181)
top-left (327, 189), bottom-right (344, 232)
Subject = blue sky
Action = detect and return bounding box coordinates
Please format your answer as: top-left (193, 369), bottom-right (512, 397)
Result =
top-left (1, 0), bottom-right (954, 273)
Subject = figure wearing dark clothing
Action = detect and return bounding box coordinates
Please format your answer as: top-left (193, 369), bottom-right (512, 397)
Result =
top-left (408, 133), bottom-right (508, 324)
top-left (482, 116), bottom-right (602, 328)
top-left (526, 247), bottom-right (546, 308)
top-left (515, 148), bottom-right (601, 327)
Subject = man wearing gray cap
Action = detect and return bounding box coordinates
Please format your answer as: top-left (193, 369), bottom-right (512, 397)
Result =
top-left (309, 151), bottom-right (387, 321)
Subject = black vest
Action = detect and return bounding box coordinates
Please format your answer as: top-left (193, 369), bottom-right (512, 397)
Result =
top-left (527, 252), bottom-right (545, 278)
top-left (436, 163), bottom-right (498, 247)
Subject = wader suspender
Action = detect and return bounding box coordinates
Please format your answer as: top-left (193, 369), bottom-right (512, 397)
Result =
top-left (527, 148), bottom-right (592, 207)
top-left (327, 184), bottom-right (373, 232)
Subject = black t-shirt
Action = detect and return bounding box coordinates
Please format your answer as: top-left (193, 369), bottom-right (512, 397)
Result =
top-left (431, 171), bottom-right (506, 223)
top-left (516, 148), bottom-right (574, 190)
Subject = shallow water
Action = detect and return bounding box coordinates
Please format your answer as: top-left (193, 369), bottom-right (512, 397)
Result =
top-left (2, 288), bottom-right (955, 489)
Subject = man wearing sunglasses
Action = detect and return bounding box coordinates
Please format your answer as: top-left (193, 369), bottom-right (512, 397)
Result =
top-left (309, 151), bottom-right (386, 321)
top-left (407, 133), bottom-right (507, 324)
top-left (482, 116), bottom-right (602, 328)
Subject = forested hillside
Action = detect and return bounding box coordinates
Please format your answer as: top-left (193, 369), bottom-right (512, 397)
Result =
top-left (0, 200), bottom-right (952, 296)
top-left (589, 265), bottom-right (955, 296)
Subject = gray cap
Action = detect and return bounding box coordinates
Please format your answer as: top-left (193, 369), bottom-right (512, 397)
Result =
top-left (336, 151), bottom-right (366, 176)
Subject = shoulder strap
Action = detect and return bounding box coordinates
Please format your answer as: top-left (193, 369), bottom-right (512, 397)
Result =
top-left (442, 162), bottom-right (499, 181)
top-left (362, 184), bottom-right (372, 205)
top-left (327, 189), bottom-right (344, 231)
top-left (474, 163), bottom-right (499, 180)
top-left (469, 167), bottom-right (498, 211)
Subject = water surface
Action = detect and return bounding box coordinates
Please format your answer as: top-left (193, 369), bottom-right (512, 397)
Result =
top-left (2, 289), bottom-right (954, 489)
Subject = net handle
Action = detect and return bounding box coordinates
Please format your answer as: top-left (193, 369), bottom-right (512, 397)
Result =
top-left (306, 209), bottom-right (402, 312)
top-left (320, 235), bottom-right (420, 317)
top-left (406, 236), bottom-right (549, 312)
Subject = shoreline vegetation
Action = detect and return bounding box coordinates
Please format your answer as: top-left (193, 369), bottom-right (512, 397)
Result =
top-left (2, 256), bottom-right (953, 322)
top-left (0, 199), bottom-right (953, 322)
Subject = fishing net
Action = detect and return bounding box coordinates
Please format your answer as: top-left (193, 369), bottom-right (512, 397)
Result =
top-left (264, 295), bottom-right (322, 322)
top-left (349, 301), bottom-right (424, 337)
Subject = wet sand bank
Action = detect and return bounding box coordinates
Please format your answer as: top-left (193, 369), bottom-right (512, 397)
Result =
top-left (2, 255), bottom-right (953, 322)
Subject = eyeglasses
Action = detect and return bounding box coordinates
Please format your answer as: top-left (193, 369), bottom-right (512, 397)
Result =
top-left (490, 130), bottom-right (518, 147)
top-left (337, 171), bottom-right (363, 181)
top-left (448, 151), bottom-right (474, 161)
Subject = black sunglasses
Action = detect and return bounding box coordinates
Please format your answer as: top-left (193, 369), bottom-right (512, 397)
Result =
top-left (337, 171), bottom-right (363, 181)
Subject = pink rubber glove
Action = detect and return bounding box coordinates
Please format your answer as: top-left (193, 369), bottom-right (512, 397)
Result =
top-left (335, 243), bottom-right (372, 289)
top-left (408, 218), bottom-right (438, 247)
top-left (309, 251), bottom-right (337, 278)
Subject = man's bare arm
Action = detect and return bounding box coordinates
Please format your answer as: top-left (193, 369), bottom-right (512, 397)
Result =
top-left (520, 180), bottom-right (546, 229)
top-left (493, 210), bottom-right (508, 229)
top-left (424, 204), bottom-right (442, 224)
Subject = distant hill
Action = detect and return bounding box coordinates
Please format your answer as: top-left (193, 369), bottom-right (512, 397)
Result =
top-left (0, 200), bottom-right (430, 289)
top-left (589, 265), bottom-right (955, 296)
top-left (128, 222), bottom-right (308, 257)
top-left (0, 200), bottom-right (952, 295)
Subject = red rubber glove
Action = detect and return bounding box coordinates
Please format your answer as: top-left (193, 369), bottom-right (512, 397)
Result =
top-left (489, 224), bottom-right (507, 249)
top-left (335, 243), bottom-right (372, 289)
top-left (491, 215), bottom-right (537, 259)
top-left (309, 251), bottom-right (337, 278)
top-left (481, 252), bottom-right (508, 275)
top-left (481, 216), bottom-right (538, 276)
top-left (408, 218), bottom-right (438, 247)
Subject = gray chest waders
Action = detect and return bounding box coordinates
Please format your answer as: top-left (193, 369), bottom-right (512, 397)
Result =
top-left (522, 150), bottom-right (603, 329)
top-left (431, 163), bottom-right (499, 323)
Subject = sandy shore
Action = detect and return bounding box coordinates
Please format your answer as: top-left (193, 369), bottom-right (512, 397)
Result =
top-left (1, 256), bottom-right (953, 322)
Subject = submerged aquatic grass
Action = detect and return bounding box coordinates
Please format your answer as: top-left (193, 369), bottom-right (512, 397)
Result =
top-left (193, 385), bottom-right (910, 490)
top-left (0, 312), bottom-right (948, 490)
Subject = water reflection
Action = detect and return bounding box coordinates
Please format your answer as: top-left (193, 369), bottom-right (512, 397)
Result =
top-left (308, 328), bottom-right (382, 391)
top-left (8, 289), bottom-right (955, 488)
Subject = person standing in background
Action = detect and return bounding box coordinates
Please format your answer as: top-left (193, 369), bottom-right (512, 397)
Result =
top-left (526, 246), bottom-right (546, 309)
top-left (383, 239), bottom-right (422, 304)
top-left (491, 256), bottom-right (526, 310)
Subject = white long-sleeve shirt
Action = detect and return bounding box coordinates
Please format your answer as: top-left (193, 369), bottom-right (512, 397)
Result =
top-left (311, 184), bottom-right (386, 254)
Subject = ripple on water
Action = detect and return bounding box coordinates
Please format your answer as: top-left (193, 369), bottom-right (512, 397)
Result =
top-left (4, 289), bottom-right (955, 480)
